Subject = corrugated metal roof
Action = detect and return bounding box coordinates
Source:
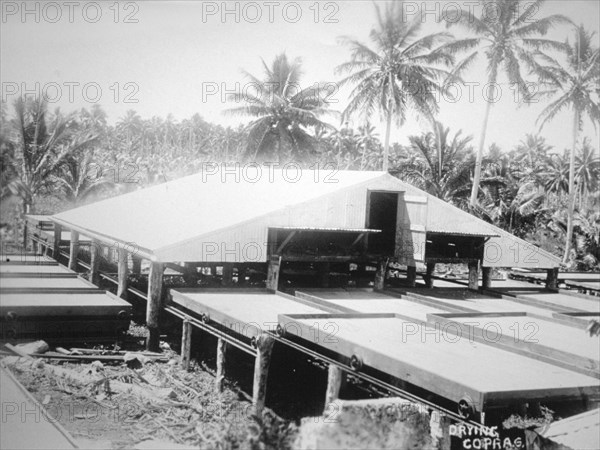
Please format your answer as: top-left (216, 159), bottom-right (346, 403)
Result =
top-left (52, 168), bottom-right (555, 265)
top-left (274, 227), bottom-right (381, 233)
top-left (540, 408), bottom-right (600, 450)
top-left (53, 169), bottom-right (384, 259)
top-left (427, 229), bottom-right (500, 237)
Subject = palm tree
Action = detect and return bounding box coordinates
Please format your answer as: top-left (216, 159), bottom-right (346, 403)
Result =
top-left (116, 110), bottom-right (143, 152)
top-left (7, 97), bottom-right (97, 246)
top-left (536, 25), bottom-right (600, 263)
top-left (9, 97), bottom-right (98, 206)
top-left (574, 138), bottom-right (600, 211)
top-left (336, 1), bottom-right (458, 171)
top-left (227, 53), bottom-right (335, 162)
top-left (53, 150), bottom-right (114, 204)
top-left (397, 123), bottom-right (475, 203)
top-left (448, 0), bottom-right (569, 207)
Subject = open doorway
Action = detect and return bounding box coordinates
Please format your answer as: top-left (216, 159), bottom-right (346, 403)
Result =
top-left (367, 191), bottom-right (398, 255)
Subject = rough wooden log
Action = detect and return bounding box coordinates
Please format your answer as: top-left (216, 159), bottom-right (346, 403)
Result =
top-left (468, 261), bottom-right (479, 290)
top-left (53, 224), bottom-right (62, 260)
top-left (68, 230), bottom-right (80, 271)
top-left (237, 264), bottom-right (247, 286)
top-left (481, 267), bottom-right (492, 290)
top-left (221, 263), bottom-right (234, 287)
top-left (180, 319), bottom-right (192, 371)
top-left (89, 239), bottom-right (101, 285)
top-left (131, 256), bottom-right (142, 274)
top-left (374, 258), bottom-right (388, 291)
top-left (146, 261), bottom-right (165, 352)
top-left (266, 256), bottom-right (281, 292)
top-left (117, 248), bottom-right (129, 299)
top-left (546, 268), bottom-right (559, 290)
top-left (425, 262), bottom-right (435, 288)
top-left (324, 364), bottom-right (344, 412)
top-left (216, 338), bottom-right (227, 392)
top-left (252, 334), bottom-right (275, 414)
top-left (430, 411), bottom-right (451, 450)
top-left (406, 265), bottom-right (417, 287)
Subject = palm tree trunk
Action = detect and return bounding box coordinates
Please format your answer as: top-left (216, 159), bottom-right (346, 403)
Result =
top-left (435, 122), bottom-right (442, 180)
top-left (383, 111), bottom-right (392, 172)
top-left (470, 73), bottom-right (497, 207)
top-left (22, 201), bottom-right (31, 249)
top-left (562, 108), bottom-right (580, 264)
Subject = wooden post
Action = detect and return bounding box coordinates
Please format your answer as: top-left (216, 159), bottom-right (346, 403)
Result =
top-left (324, 364), bottom-right (344, 411)
top-left (131, 256), bottom-right (142, 274)
top-left (266, 256), bottom-right (281, 292)
top-left (424, 262), bottom-right (435, 288)
top-left (252, 334), bottom-right (275, 415)
top-left (481, 267), bottom-right (492, 290)
top-left (216, 338), bottom-right (227, 392)
top-left (221, 263), bottom-right (234, 287)
top-left (321, 262), bottom-right (331, 288)
top-left (468, 261), bottom-right (479, 290)
top-left (546, 268), bottom-right (559, 290)
top-left (53, 224), bottom-right (62, 261)
top-left (180, 319), bottom-right (192, 371)
top-left (374, 258), bottom-right (388, 291)
top-left (237, 264), bottom-right (247, 286)
top-left (117, 248), bottom-right (129, 299)
top-left (146, 261), bottom-right (165, 352)
top-left (407, 265), bottom-right (417, 287)
top-left (430, 411), bottom-right (451, 450)
top-left (90, 239), bottom-right (101, 285)
top-left (68, 231), bottom-right (80, 271)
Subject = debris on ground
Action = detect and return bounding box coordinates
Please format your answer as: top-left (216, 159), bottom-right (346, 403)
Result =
top-left (1, 340), bottom-right (297, 449)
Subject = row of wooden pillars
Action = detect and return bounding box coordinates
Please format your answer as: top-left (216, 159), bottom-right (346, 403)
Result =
top-left (55, 223), bottom-right (164, 352)
top-left (179, 321), bottom-right (343, 416)
top-left (373, 257), bottom-right (560, 291)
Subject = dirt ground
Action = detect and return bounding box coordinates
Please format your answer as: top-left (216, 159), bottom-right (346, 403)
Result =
top-left (2, 345), bottom-right (297, 450)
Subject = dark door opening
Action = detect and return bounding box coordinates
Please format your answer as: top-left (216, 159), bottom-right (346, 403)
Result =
top-left (367, 191), bottom-right (398, 255)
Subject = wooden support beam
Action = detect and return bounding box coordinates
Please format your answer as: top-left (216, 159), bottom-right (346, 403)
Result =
top-left (406, 265), bottom-right (417, 287)
top-left (266, 256), bottom-right (281, 292)
top-left (252, 334), bottom-right (275, 415)
top-left (146, 261), bottom-right (165, 352)
top-left (275, 230), bottom-right (297, 255)
top-left (131, 256), bottom-right (142, 274)
top-left (430, 411), bottom-right (451, 450)
top-left (374, 258), bottom-right (388, 291)
top-left (68, 230), bottom-right (80, 271)
top-left (216, 338), bottom-right (227, 392)
top-left (89, 239), bottom-right (101, 285)
top-left (481, 267), bottom-right (492, 290)
top-left (221, 263), bottom-right (234, 287)
top-left (468, 261), bottom-right (479, 290)
top-left (350, 233), bottom-right (365, 248)
top-left (117, 248), bottom-right (129, 299)
top-left (324, 364), bottom-right (344, 412)
top-left (546, 268), bottom-right (559, 290)
top-left (180, 319), bottom-right (192, 371)
top-left (424, 262), bottom-right (435, 288)
top-left (53, 224), bottom-right (62, 260)
top-left (237, 264), bottom-right (247, 286)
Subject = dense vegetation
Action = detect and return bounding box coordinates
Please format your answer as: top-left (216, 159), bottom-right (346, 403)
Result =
top-left (1, 0), bottom-right (598, 270)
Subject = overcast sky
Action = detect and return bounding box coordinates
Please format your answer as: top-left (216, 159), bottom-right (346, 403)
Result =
top-left (1, 0), bottom-right (599, 152)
